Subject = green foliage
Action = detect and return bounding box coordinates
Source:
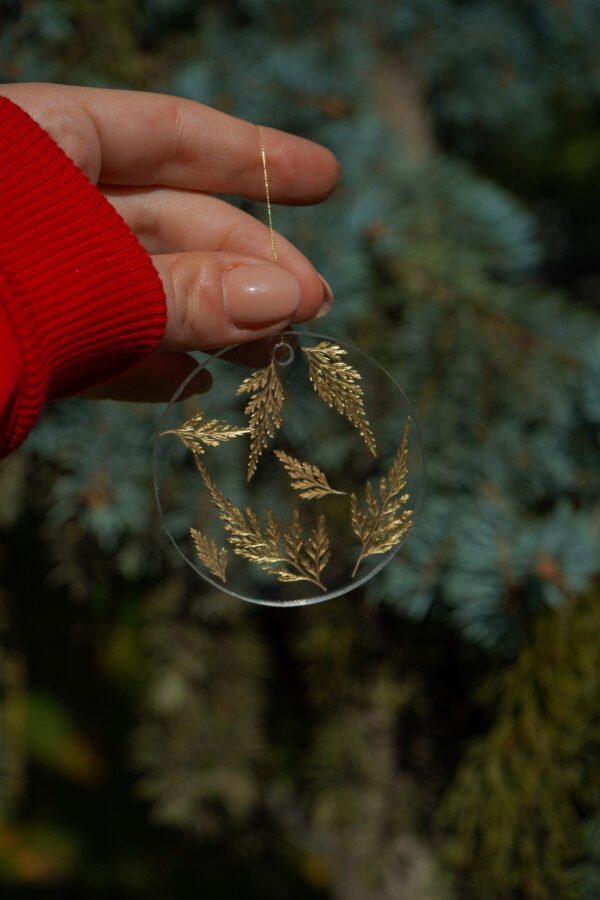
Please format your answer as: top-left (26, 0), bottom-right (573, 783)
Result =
top-left (0, 593), bottom-right (21, 820)
top-left (135, 581), bottom-right (268, 834)
top-left (381, 0), bottom-right (600, 153)
top-left (25, 690), bottom-right (103, 783)
top-left (439, 590), bottom-right (600, 900)
top-left (134, 585), bottom-right (450, 898)
top-left (288, 603), bottom-right (448, 900)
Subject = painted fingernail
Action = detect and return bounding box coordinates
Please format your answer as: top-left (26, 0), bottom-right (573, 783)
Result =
top-left (223, 264), bottom-right (301, 327)
top-left (315, 275), bottom-right (334, 318)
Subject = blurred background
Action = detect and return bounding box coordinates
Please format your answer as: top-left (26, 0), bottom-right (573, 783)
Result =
top-left (1, 1), bottom-right (600, 897)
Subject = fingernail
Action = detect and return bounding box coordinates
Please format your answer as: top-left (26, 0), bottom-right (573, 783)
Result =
top-left (223, 264), bottom-right (301, 327)
top-left (315, 275), bottom-right (334, 318)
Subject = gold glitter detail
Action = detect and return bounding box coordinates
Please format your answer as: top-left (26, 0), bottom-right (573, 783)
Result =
top-left (256, 125), bottom-right (278, 263)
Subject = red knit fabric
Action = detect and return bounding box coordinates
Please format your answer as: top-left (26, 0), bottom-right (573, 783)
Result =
top-left (0, 95), bottom-right (167, 456)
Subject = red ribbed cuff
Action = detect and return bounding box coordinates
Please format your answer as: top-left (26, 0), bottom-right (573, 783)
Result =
top-left (0, 95), bottom-right (167, 455)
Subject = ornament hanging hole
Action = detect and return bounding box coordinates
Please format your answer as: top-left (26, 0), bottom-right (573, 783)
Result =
top-left (273, 340), bottom-right (295, 366)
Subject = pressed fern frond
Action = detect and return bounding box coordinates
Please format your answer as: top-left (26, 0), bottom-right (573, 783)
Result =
top-left (274, 450), bottom-right (346, 500)
top-left (303, 513), bottom-right (331, 582)
top-left (351, 418), bottom-right (413, 576)
top-left (161, 410), bottom-right (249, 454)
top-left (195, 458), bottom-right (330, 590)
top-left (190, 528), bottom-right (228, 582)
top-left (302, 342), bottom-right (377, 457)
top-left (237, 361), bottom-right (284, 480)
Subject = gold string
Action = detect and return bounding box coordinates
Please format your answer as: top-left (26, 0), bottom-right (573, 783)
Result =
top-left (256, 125), bottom-right (278, 263)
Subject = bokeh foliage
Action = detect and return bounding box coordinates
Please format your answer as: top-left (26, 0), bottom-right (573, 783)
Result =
top-left (1, 0), bottom-right (599, 897)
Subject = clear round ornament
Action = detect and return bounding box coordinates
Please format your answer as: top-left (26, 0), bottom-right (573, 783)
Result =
top-left (153, 331), bottom-right (424, 606)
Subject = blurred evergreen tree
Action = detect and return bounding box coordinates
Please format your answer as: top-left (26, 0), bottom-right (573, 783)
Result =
top-left (439, 589), bottom-right (600, 900)
top-left (1, 0), bottom-right (599, 897)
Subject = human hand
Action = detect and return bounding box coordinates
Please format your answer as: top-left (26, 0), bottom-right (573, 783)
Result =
top-left (0, 83), bottom-right (340, 400)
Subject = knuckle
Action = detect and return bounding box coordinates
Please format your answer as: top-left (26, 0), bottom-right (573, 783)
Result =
top-left (26, 96), bottom-right (101, 181)
top-left (166, 254), bottom-right (219, 347)
top-left (137, 189), bottom-right (163, 243)
top-left (164, 98), bottom-right (195, 168)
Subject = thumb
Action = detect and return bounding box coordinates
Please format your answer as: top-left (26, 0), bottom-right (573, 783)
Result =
top-left (152, 251), bottom-right (326, 353)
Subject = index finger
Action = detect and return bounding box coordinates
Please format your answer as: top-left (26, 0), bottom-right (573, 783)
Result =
top-left (2, 84), bottom-right (341, 203)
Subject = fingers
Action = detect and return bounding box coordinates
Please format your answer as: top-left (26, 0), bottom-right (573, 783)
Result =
top-left (153, 251), bottom-right (328, 352)
top-left (105, 186), bottom-right (334, 322)
top-left (79, 353), bottom-right (211, 402)
top-left (104, 187), bottom-right (332, 314)
top-left (0, 84), bottom-right (341, 202)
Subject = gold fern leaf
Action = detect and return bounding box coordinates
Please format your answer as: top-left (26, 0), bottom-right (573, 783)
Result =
top-left (194, 457), bottom-right (329, 590)
top-left (302, 342), bottom-right (377, 456)
top-left (162, 410), bottom-right (249, 454)
top-left (270, 511), bottom-right (331, 588)
top-left (350, 418), bottom-right (413, 577)
top-left (302, 513), bottom-right (331, 582)
top-left (237, 360), bottom-right (284, 480)
top-left (190, 528), bottom-right (228, 582)
top-left (274, 450), bottom-right (346, 500)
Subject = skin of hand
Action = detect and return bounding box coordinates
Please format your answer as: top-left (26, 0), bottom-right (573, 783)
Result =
top-left (0, 83), bottom-right (341, 401)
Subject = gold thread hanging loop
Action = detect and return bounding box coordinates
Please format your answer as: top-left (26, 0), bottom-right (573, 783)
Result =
top-left (256, 125), bottom-right (293, 366)
top-left (256, 125), bottom-right (278, 263)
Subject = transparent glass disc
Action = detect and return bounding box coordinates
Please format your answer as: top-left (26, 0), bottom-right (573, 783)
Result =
top-left (153, 331), bottom-right (424, 606)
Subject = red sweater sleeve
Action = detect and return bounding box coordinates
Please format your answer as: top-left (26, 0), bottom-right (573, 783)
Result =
top-left (0, 95), bottom-right (167, 457)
